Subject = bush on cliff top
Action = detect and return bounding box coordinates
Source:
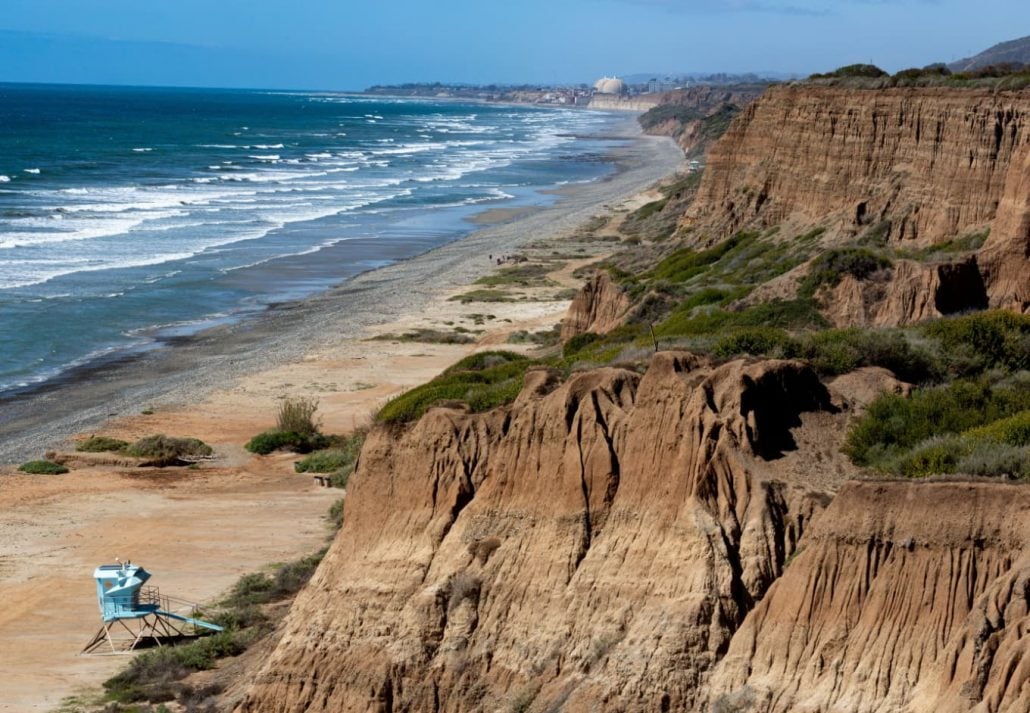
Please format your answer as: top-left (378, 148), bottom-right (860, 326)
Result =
top-left (376, 351), bottom-right (534, 425)
top-left (810, 63), bottom-right (888, 80)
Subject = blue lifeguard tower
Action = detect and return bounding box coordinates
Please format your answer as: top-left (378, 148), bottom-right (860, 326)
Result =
top-left (81, 560), bottom-right (224, 654)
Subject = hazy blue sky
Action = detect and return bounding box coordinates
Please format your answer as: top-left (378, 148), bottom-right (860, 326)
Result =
top-left (0, 0), bottom-right (1027, 89)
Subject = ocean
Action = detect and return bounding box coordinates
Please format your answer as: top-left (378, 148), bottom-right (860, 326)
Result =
top-left (0, 84), bottom-right (623, 394)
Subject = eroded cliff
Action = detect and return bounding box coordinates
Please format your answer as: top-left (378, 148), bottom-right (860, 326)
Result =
top-left (237, 354), bottom-right (837, 712)
top-left (685, 85), bottom-right (1030, 312)
top-left (706, 481), bottom-right (1030, 713)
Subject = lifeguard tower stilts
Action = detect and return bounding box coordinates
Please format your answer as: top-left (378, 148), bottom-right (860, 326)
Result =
top-left (81, 560), bottom-right (224, 654)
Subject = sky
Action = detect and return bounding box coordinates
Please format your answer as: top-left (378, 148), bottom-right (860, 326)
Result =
top-left (0, 0), bottom-right (1027, 90)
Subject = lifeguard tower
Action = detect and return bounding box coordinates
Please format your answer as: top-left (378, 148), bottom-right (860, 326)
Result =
top-left (81, 560), bottom-right (224, 654)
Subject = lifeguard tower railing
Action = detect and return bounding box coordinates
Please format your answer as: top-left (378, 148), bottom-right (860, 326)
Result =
top-left (138, 586), bottom-right (214, 636)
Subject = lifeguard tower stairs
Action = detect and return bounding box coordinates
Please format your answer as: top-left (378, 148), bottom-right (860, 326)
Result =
top-left (81, 561), bottom-right (224, 655)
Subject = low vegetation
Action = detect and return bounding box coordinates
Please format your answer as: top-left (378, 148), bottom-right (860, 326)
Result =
top-left (18, 459), bottom-right (69, 475)
top-left (246, 396), bottom-right (329, 454)
top-left (372, 328), bottom-right (475, 345)
top-left (75, 436), bottom-right (129, 453)
top-left (796, 247), bottom-right (892, 298)
top-left (846, 375), bottom-right (1030, 478)
top-left (123, 435), bottom-right (213, 466)
top-left (376, 351), bottom-right (535, 424)
top-left (294, 429), bottom-right (366, 488)
top-left (276, 396), bottom-right (320, 435)
top-left (448, 288), bottom-right (518, 303)
top-left (808, 62), bottom-right (1030, 89)
top-left (506, 324), bottom-right (561, 347)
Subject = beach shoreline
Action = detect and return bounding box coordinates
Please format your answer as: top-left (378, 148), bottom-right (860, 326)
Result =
top-left (0, 125), bottom-right (682, 465)
top-left (0, 123), bottom-right (682, 712)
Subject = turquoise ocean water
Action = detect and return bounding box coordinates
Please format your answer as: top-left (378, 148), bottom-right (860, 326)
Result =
top-left (0, 84), bottom-right (623, 394)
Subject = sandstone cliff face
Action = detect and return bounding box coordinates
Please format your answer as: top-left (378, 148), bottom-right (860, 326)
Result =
top-left (981, 139), bottom-right (1030, 312)
top-left (819, 256), bottom-right (988, 327)
top-left (559, 273), bottom-right (632, 341)
top-left (705, 481), bottom-right (1030, 713)
top-left (641, 86), bottom-right (765, 155)
top-left (237, 354), bottom-right (835, 713)
top-left (688, 86), bottom-right (1030, 247)
top-left (685, 85), bottom-right (1030, 311)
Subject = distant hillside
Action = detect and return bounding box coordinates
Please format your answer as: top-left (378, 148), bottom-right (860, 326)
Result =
top-left (950, 35), bottom-right (1030, 71)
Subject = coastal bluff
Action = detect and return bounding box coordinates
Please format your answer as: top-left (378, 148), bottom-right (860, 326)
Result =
top-left (685, 84), bottom-right (1030, 313)
top-left (235, 354), bottom-right (1030, 713)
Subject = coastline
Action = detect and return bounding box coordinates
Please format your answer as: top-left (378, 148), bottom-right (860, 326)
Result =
top-left (0, 125), bottom-right (682, 465)
top-left (0, 123), bottom-right (682, 712)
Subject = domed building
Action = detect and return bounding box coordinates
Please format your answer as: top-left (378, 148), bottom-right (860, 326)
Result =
top-left (593, 76), bottom-right (627, 95)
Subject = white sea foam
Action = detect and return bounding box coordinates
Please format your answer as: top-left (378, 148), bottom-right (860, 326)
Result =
top-left (132, 147), bottom-right (153, 152)
top-left (24, 168), bottom-right (41, 175)
top-left (0, 176), bottom-right (11, 183)
top-left (249, 154), bottom-right (280, 161)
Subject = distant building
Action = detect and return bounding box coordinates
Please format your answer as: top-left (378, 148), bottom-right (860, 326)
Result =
top-left (647, 78), bottom-right (661, 93)
top-left (593, 76), bottom-right (627, 95)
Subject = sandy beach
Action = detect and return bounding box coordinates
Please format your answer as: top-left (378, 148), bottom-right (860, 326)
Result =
top-left (0, 124), bottom-right (683, 711)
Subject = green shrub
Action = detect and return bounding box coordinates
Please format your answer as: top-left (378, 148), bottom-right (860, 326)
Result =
top-left (294, 430), bottom-right (365, 487)
top-left (811, 63), bottom-right (888, 79)
top-left (798, 248), bottom-right (892, 298)
top-left (800, 328), bottom-right (938, 382)
top-left (276, 396), bottom-right (320, 436)
top-left (563, 332), bottom-right (600, 358)
top-left (889, 435), bottom-right (967, 478)
top-left (294, 449), bottom-right (351, 473)
top-left (893, 64), bottom-right (952, 81)
top-left (681, 287), bottom-right (741, 310)
top-left (712, 328), bottom-right (800, 359)
top-left (376, 351), bottom-right (534, 424)
top-left (657, 298), bottom-right (826, 338)
top-left (221, 552), bottom-right (324, 609)
top-left (631, 198), bottom-right (668, 221)
top-left (76, 436), bottom-right (129, 453)
top-left (845, 377), bottom-right (1030, 469)
top-left (18, 460), bottom-right (69, 475)
top-left (506, 325), bottom-right (561, 347)
top-left (964, 410), bottom-right (1030, 447)
top-left (957, 443), bottom-right (1030, 479)
top-left (209, 604), bottom-right (267, 632)
top-left (328, 498), bottom-right (345, 530)
top-left (103, 631), bottom-right (246, 702)
top-left (649, 231), bottom-right (758, 284)
top-left (922, 310), bottom-right (1030, 373)
top-left (124, 435), bottom-right (212, 465)
top-left (245, 429), bottom-right (330, 455)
